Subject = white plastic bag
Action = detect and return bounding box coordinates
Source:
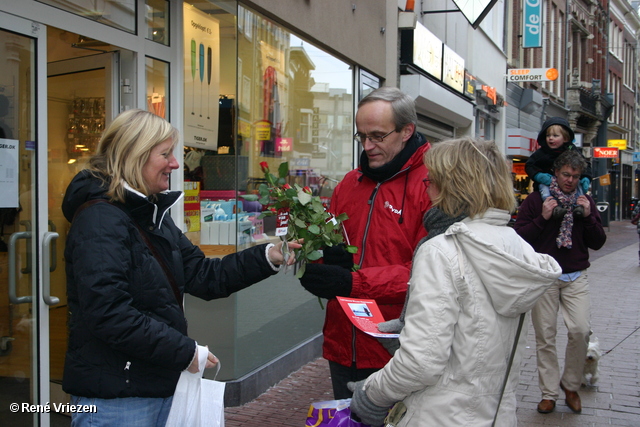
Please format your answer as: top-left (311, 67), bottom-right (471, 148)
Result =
top-left (166, 345), bottom-right (225, 427)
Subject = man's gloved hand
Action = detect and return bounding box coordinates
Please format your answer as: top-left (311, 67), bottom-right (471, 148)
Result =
top-left (347, 380), bottom-right (389, 427)
top-left (534, 172), bottom-right (552, 186)
top-left (323, 243), bottom-right (354, 270)
top-left (299, 264), bottom-right (352, 299)
top-left (580, 177), bottom-right (591, 194)
top-left (376, 318), bottom-right (403, 355)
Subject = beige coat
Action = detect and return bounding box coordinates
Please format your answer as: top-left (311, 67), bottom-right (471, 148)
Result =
top-left (364, 209), bottom-right (561, 427)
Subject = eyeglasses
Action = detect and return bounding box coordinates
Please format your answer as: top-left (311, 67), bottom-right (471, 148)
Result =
top-left (560, 172), bottom-right (581, 180)
top-left (353, 129), bottom-right (397, 144)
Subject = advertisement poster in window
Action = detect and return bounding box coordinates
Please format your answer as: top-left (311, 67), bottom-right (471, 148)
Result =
top-left (258, 41), bottom-right (286, 157)
top-left (184, 4), bottom-right (220, 150)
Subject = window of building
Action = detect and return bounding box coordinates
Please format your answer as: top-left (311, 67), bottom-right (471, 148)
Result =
top-left (37, 0), bottom-right (136, 33)
top-left (146, 57), bottom-right (168, 118)
top-left (181, 0), bottom-right (355, 380)
top-left (145, 0), bottom-right (169, 45)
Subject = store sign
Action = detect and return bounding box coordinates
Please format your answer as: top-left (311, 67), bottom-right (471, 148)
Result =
top-left (523, 0), bottom-right (542, 48)
top-left (481, 85), bottom-right (496, 104)
top-left (593, 147), bottom-right (619, 158)
top-left (464, 72), bottom-right (476, 99)
top-left (506, 68), bottom-right (558, 82)
top-left (633, 152), bottom-right (640, 164)
top-left (442, 45), bottom-right (464, 93)
top-left (607, 139), bottom-right (627, 150)
top-left (452, 0), bottom-right (498, 29)
top-left (254, 120), bottom-right (271, 140)
top-left (512, 162), bottom-right (526, 175)
top-left (412, 22), bottom-right (442, 79)
top-left (276, 137), bottom-right (292, 152)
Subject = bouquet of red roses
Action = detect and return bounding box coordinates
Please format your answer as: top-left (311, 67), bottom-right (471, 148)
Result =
top-left (257, 161), bottom-right (357, 278)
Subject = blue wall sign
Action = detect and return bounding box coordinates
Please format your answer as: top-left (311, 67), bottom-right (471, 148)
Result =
top-left (523, 0), bottom-right (542, 48)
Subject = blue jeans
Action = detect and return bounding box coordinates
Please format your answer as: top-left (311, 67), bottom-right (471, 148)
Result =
top-left (70, 395), bottom-right (173, 427)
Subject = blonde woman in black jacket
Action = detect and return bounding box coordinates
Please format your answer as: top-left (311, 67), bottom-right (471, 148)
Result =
top-left (61, 109), bottom-right (299, 426)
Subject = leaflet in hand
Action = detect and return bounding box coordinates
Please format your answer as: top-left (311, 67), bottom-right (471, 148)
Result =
top-left (337, 297), bottom-right (400, 338)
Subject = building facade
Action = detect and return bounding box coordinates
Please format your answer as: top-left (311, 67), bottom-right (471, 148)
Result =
top-left (505, 0), bottom-right (640, 220)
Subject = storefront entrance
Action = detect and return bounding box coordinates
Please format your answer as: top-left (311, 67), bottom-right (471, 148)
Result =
top-left (0, 11), bottom-right (127, 426)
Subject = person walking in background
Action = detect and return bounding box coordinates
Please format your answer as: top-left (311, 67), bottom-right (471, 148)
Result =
top-left (61, 109), bottom-right (299, 426)
top-left (297, 87), bottom-right (432, 399)
top-left (526, 117), bottom-right (592, 218)
top-left (631, 202), bottom-right (640, 264)
top-left (515, 149), bottom-right (606, 414)
top-left (347, 138), bottom-right (561, 427)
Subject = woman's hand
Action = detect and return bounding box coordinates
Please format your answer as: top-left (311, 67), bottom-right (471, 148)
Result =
top-left (268, 240), bottom-right (303, 266)
top-left (187, 346), bottom-right (219, 373)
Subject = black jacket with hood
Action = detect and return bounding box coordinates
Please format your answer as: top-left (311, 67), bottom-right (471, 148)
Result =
top-left (525, 117), bottom-right (592, 187)
top-left (61, 170), bottom-right (279, 398)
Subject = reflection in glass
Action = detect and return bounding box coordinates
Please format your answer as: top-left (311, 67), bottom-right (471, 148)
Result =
top-left (37, 0), bottom-right (136, 33)
top-left (237, 6), bottom-right (354, 205)
top-left (146, 57), bottom-right (169, 119)
top-left (145, 0), bottom-right (169, 45)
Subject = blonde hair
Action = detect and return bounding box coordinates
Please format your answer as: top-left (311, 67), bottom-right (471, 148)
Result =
top-left (424, 137), bottom-right (516, 218)
top-left (88, 109), bottom-right (179, 202)
top-left (547, 124), bottom-right (570, 142)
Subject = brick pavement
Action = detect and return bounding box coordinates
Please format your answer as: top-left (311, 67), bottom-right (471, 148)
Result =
top-left (225, 221), bottom-right (640, 426)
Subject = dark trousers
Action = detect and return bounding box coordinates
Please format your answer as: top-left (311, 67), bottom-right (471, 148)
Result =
top-left (328, 360), bottom-right (380, 400)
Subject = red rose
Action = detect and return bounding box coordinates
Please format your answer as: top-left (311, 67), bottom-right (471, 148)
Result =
top-left (283, 183), bottom-right (292, 190)
top-left (260, 161), bottom-right (269, 173)
top-left (303, 186), bottom-right (312, 194)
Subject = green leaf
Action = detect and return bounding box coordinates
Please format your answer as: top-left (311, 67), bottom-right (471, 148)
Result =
top-left (308, 224), bottom-right (321, 235)
top-left (346, 245), bottom-right (358, 254)
top-left (307, 250), bottom-right (322, 261)
top-left (297, 190), bottom-right (312, 206)
top-left (278, 162), bottom-right (289, 179)
top-left (259, 196), bottom-right (271, 205)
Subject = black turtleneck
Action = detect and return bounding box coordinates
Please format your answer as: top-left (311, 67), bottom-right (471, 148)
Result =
top-left (359, 132), bottom-right (426, 183)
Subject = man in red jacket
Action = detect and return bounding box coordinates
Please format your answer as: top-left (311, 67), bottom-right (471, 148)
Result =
top-left (299, 87), bottom-right (432, 398)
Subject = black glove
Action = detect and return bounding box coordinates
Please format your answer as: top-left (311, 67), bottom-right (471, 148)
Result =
top-left (323, 243), bottom-right (354, 270)
top-left (347, 380), bottom-right (389, 427)
top-left (299, 263), bottom-right (352, 299)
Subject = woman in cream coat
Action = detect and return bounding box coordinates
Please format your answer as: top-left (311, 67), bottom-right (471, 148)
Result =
top-left (349, 138), bottom-right (562, 427)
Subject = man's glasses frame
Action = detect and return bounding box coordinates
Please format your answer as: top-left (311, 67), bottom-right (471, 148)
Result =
top-left (353, 129), bottom-right (397, 144)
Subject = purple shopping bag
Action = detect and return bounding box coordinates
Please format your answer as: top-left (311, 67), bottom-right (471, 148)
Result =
top-left (305, 399), bottom-right (371, 427)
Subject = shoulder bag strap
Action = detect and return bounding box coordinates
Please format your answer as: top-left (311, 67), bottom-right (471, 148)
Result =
top-left (73, 199), bottom-right (184, 312)
top-left (450, 234), bottom-right (525, 426)
top-left (491, 312), bottom-right (525, 427)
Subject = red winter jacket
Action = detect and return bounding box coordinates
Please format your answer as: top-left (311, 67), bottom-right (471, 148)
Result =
top-left (324, 137), bottom-right (431, 369)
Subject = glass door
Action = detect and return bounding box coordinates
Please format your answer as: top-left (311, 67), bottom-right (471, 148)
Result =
top-left (46, 52), bottom-right (118, 421)
top-left (0, 11), bottom-right (55, 427)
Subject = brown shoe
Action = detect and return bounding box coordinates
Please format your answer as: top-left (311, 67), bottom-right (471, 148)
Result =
top-left (560, 382), bottom-right (582, 413)
top-left (537, 399), bottom-right (556, 413)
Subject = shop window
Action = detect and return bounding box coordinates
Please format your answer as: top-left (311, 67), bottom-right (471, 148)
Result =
top-left (37, 0), bottom-right (136, 33)
top-left (181, 0), bottom-right (354, 381)
top-left (145, 0), bottom-right (169, 45)
top-left (146, 57), bottom-right (168, 119)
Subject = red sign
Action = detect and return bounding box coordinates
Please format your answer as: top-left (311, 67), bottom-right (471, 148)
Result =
top-left (593, 147), bottom-right (619, 158)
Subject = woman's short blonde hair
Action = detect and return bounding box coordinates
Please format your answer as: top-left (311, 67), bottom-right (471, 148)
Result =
top-left (424, 137), bottom-right (516, 218)
top-left (88, 109), bottom-right (179, 202)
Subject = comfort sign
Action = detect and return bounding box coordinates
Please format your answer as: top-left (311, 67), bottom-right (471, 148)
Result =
top-left (507, 68), bottom-right (558, 82)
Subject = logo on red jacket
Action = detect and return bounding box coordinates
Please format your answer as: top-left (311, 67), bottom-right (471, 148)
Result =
top-left (384, 201), bottom-right (402, 216)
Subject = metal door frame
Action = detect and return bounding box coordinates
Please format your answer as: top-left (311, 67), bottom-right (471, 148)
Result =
top-left (0, 9), bottom-right (50, 426)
